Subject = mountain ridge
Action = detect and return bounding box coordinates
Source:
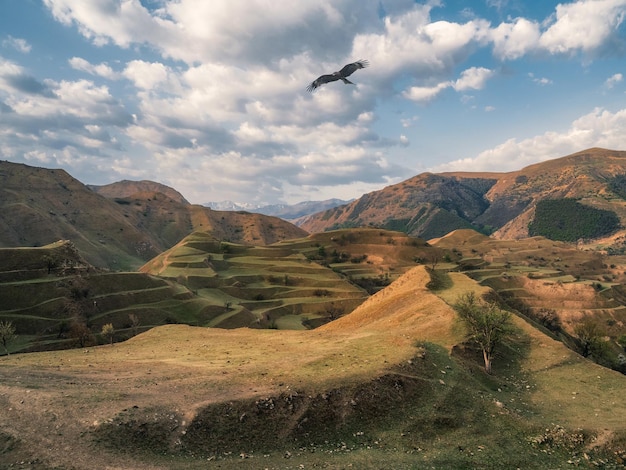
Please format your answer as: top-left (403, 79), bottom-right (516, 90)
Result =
top-left (0, 161), bottom-right (307, 270)
top-left (297, 147), bottom-right (626, 249)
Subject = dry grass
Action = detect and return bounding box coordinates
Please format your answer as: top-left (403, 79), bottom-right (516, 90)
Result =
top-left (2, 265), bottom-right (626, 469)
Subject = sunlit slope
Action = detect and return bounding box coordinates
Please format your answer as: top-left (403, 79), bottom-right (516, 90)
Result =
top-left (140, 231), bottom-right (369, 329)
top-left (2, 265), bottom-right (626, 468)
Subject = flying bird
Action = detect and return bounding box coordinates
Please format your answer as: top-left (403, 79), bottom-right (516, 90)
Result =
top-left (306, 60), bottom-right (369, 92)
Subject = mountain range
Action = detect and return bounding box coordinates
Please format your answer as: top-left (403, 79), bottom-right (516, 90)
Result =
top-left (204, 198), bottom-right (351, 220)
top-left (0, 161), bottom-right (306, 270)
top-left (297, 147), bottom-right (626, 251)
top-left (4, 147), bottom-right (626, 270)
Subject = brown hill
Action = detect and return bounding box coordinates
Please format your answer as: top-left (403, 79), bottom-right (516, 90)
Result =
top-left (0, 161), bottom-right (307, 269)
top-left (297, 148), bottom-right (626, 249)
top-left (0, 161), bottom-right (164, 270)
top-left (88, 179), bottom-right (190, 204)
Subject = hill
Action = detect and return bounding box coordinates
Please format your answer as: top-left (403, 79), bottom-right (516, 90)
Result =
top-left (88, 179), bottom-right (190, 204)
top-left (1, 265), bottom-right (625, 468)
top-left (139, 228), bottom-right (434, 330)
top-left (0, 161), bottom-right (307, 270)
top-left (0, 228), bottom-right (435, 352)
top-left (297, 148), bottom-right (626, 250)
top-left (431, 229), bottom-right (626, 372)
top-left (0, 241), bottom-right (218, 354)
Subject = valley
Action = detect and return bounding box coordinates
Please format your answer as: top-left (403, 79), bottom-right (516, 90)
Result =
top-left (1, 149), bottom-right (626, 468)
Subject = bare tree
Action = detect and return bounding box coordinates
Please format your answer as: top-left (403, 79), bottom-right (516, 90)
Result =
top-left (324, 302), bottom-right (344, 322)
top-left (454, 292), bottom-right (513, 374)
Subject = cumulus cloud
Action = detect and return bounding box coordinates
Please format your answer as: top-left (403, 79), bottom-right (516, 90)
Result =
top-left (0, 57), bottom-right (133, 167)
top-left (605, 72), bottom-right (624, 88)
top-left (453, 67), bottom-right (494, 91)
top-left (403, 66), bottom-right (493, 102)
top-left (490, 17), bottom-right (541, 60)
top-left (431, 107), bottom-right (626, 173)
top-left (539, 0), bottom-right (626, 54)
top-left (5, 0), bottom-right (626, 204)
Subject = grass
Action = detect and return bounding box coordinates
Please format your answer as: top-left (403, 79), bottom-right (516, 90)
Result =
top-left (2, 265), bottom-right (626, 468)
top-left (138, 228), bottom-right (431, 330)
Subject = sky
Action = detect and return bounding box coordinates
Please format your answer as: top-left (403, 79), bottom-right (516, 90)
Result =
top-left (1, 1), bottom-right (626, 206)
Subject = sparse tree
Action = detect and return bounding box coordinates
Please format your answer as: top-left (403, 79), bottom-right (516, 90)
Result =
top-left (324, 302), bottom-right (344, 322)
top-left (454, 292), bottom-right (513, 375)
top-left (69, 319), bottom-right (94, 348)
top-left (428, 252), bottom-right (440, 270)
top-left (101, 323), bottom-right (115, 345)
top-left (574, 318), bottom-right (604, 358)
top-left (0, 321), bottom-right (17, 355)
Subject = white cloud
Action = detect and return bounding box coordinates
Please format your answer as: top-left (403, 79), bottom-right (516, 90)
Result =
top-left (431, 107), bottom-right (626, 173)
top-left (69, 57), bottom-right (120, 79)
top-left (528, 73), bottom-right (553, 86)
top-left (605, 72), bottom-right (624, 88)
top-left (539, 0), bottom-right (626, 54)
top-left (2, 36), bottom-right (32, 53)
top-left (403, 82), bottom-right (451, 102)
top-left (490, 17), bottom-right (541, 60)
top-left (453, 67), bottom-right (494, 91)
top-left (403, 66), bottom-right (493, 102)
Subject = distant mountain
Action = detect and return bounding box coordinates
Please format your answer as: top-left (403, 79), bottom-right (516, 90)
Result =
top-left (253, 199), bottom-right (351, 219)
top-left (203, 200), bottom-right (262, 211)
top-left (89, 180), bottom-right (190, 205)
top-left (297, 148), bottom-right (626, 250)
top-left (0, 162), bottom-right (307, 270)
top-left (204, 198), bottom-right (350, 220)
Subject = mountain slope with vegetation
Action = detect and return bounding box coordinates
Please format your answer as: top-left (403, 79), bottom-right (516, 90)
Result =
top-left (139, 228), bottom-right (434, 330)
top-left (298, 148), bottom-right (626, 250)
top-left (0, 241), bottom-right (215, 354)
top-left (0, 228), bottom-right (435, 352)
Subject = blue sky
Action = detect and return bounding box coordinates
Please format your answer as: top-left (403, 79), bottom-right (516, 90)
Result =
top-left (1, 0), bottom-right (626, 205)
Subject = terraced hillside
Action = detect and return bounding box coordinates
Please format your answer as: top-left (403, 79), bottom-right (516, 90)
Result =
top-left (2, 265), bottom-right (626, 469)
top-left (140, 228), bottom-right (434, 330)
top-left (0, 241), bottom-right (216, 354)
top-left (431, 229), bottom-right (626, 371)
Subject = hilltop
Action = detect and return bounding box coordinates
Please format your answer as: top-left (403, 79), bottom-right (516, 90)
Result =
top-left (88, 179), bottom-right (190, 205)
top-left (297, 148), bottom-right (626, 251)
top-left (1, 265), bottom-right (625, 468)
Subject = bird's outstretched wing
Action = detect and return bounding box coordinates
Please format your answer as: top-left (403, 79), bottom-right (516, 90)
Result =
top-left (306, 74), bottom-right (340, 92)
top-left (338, 60), bottom-right (369, 78)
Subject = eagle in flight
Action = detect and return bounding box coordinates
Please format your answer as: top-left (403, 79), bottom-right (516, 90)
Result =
top-left (306, 60), bottom-right (369, 92)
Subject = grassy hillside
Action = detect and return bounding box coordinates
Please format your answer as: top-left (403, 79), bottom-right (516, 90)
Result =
top-left (431, 229), bottom-right (626, 373)
top-left (140, 228), bottom-right (433, 330)
top-left (1, 266), bottom-right (625, 469)
top-left (0, 241), bottom-right (218, 354)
